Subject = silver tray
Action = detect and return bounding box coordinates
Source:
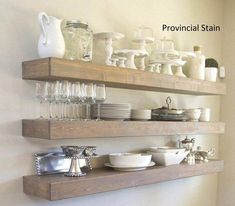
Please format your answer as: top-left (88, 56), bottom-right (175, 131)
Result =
top-left (35, 152), bottom-right (88, 175)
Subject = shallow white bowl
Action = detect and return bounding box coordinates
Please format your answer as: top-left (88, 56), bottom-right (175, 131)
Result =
top-left (149, 147), bottom-right (185, 154)
top-left (148, 151), bottom-right (189, 166)
top-left (109, 153), bottom-right (152, 167)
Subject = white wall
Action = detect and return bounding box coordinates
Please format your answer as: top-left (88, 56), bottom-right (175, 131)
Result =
top-left (217, 0), bottom-right (235, 205)
top-left (0, 0), bottom-right (223, 206)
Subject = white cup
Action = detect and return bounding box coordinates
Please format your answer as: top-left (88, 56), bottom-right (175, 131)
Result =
top-left (205, 67), bottom-right (218, 82)
top-left (199, 108), bottom-right (211, 122)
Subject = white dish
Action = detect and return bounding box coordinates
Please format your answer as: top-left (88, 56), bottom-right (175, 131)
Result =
top-left (149, 151), bottom-right (189, 166)
top-left (92, 103), bottom-right (131, 120)
top-left (109, 153), bottom-right (152, 167)
top-left (149, 147), bottom-right (185, 154)
top-left (94, 32), bottom-right (124, 40)
top-left (132, 37), bottom-right (155, 44)
top-left (104, 161), bottom-right (155, 171)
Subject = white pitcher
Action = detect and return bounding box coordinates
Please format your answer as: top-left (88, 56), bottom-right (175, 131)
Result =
top-left (38, 12), bottom-right (65, 58)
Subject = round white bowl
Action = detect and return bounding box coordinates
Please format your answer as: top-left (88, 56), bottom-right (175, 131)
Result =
top-left (148, 151), bottom-right (189, 166)
top-left (109, 153), bottom-right (152, 167)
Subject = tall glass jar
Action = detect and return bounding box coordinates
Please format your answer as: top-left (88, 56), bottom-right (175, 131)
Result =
top-left (62, 20), bottom-right (93, 61)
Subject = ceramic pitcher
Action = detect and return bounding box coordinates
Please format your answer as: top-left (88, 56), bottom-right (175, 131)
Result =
top-left (38, 12), bottom-right (65, 58)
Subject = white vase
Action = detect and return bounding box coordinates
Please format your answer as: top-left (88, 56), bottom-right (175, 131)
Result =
top-left (38, 12), bottom-right (65, 58)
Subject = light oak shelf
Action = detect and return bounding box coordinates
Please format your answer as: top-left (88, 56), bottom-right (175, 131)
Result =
top-left (22, 119), bottom-right (225, 140)
top-left (22, 58), bottom-right (226, 95)
top-left (23, 160), bottom-right (224, 201)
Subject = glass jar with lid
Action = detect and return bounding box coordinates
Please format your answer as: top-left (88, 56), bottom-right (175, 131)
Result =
top-left (62, 20), bottom-right (93, 61)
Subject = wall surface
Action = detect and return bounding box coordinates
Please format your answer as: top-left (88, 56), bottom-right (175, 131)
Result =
top-left (0, 0), bottom-right (223, 206)
top-left (217, 0), bottom-right (235, 205)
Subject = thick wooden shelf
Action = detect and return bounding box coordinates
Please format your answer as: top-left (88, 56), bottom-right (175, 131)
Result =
top-left (23, 160), bottom-right (224, 201)
top-left (22, 58), bottom-right (226, 95)
top-left (22, 119), bottom-right (225, 139)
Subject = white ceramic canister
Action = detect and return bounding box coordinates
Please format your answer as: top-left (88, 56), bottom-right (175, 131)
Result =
top-left (199, 108), bottom-right (211, 122)
top-left (38, 12), bottom-right (65, 58)
top-left (205, 67), bottom-right (218, 82)
top-left (189, 46), bottom-right (205, 80)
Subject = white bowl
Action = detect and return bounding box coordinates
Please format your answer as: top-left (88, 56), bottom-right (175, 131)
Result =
top-left (148, 151), bottom-right (189, 166)
top-left (149, 147), bottom-right (185, 154)
top-left (109, 153), bottom-right (152, 167)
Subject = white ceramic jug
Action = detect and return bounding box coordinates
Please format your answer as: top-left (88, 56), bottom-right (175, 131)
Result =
top-left (38, 12), bottom-right (65, 58)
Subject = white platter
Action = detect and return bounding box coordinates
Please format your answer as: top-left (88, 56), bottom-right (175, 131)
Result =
top-left (94, 32), bottom-right (124, 40)
top-left (104, 161), bottom-right (155, 171)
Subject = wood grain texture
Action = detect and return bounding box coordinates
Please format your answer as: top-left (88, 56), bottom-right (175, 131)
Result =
top-left (22, 58), bottom-right (226, 95)
top-left (22, 119), bottom-right (225, 139)
top-left (23, 160), bottom-right (224, 201)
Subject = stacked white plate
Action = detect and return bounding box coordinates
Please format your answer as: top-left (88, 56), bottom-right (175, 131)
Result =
top-left (92, 103), bottom-right (131, 120)
top-left (131, 109), bottom-right (151, 120)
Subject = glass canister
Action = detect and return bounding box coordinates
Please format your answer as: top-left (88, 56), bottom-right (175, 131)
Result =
top-left (62, 20), bottom-right (93, 61)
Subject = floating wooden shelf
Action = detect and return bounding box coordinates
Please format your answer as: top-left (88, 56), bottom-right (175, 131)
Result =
top-left (22, 58), bottom-right (226, 95)
top-left (22, 119), bottom-right (225, 139)
top-left (23, 160), bottom-right (223, 201)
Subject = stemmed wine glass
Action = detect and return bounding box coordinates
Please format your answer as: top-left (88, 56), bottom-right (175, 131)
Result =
top-left (84, 83), bottom-right (95, 121)
top-left (61, 81), bottom-right (71, 120)
top-left (53, 81), bottom-right (62, 119)
top-left (70, 82), bottom-right (82, 120)
top-left (94, 84), bottom-right (106, 120)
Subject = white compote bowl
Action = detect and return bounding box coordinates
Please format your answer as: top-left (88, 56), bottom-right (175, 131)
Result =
top-left (94, 32), bottom-right (124, 66)
top-left (174, 51), bottom-right (196, 77)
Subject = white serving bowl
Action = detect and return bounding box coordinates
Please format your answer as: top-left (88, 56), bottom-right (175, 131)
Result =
top-left (148, 151), bottom-right (189, 166)
top-left (185, 109), bottom-right (201, 121)
top-left (109, 153), bottom-right (152, 167)
top-left (149, 147), bottom-right (185, 154)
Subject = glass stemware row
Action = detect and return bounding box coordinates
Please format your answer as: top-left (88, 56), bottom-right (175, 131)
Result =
top-left (35, 81), bottom-right (106, 121)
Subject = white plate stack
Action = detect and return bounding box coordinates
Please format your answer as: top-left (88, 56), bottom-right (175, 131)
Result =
top-left (92, 103), bottom-right (131, 120)
top-left (131, 109), bottom-right (151, 120)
